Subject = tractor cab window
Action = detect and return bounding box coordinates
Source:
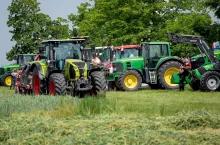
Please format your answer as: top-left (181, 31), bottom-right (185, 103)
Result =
top-left (115, 48), bottom-right (139, 59)
top-left (83, 49), bottom-right (92, 61)
top-left (121, 48), bottom-right (139, 58)
top-left (53, 43), bottom-right (82, 60)
top-left (149, 44), bottom-right (168, 58)
top-left (19, 55), bottom-right (35, 66)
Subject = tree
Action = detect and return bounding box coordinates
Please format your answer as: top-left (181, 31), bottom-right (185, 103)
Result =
top-left (205, 0), bottom-right (220, 19)
top-left (7, 0), bottom-right (71, 61)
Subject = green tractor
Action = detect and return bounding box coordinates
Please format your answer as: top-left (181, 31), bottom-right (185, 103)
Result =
top-left (19, 37), bottom-right (107, 97)
top-left (169, 34), bottom-right (220, 92)
top-left (0, 54), bottom-right (36, 87)
top-left (108, 42), bottom-right (183, 91)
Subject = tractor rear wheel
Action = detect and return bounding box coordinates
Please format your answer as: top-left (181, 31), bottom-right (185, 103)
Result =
top-left (91, 71), bottom-right (107, 97)
top-left (118, 70), bottom-right (142, 91)
top-left (1, 73), bottom-right (12, 87)
top-left (158, 61), bottom-right (181, 89)
top-left (49, 73), bottom-right (67, 95)
top-left (32, 68), bottom-right (41, 95)
top-left (200, 71), bottom-right (220, 92)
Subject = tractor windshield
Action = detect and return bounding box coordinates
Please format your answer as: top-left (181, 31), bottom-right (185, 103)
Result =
top-left (18, 55), bottom-right (35, 66)
top-left (53, 43), bottom-right (82, 60)
top-left (115, 48), bottom-right (139, 59)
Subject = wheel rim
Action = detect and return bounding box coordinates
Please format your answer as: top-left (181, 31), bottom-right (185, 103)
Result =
top-left (49, 80), bottom-right (55, 95)
top-left (206, 76), bottom-right (220, 90)
top-left (5, 76), bottom-right (12, 86)
top-left (124, 75), bottom-right (138, 89)
top-left (164, 67), bottom-right (179, 87)
top-left (33, 74), bottom-right (40, 95)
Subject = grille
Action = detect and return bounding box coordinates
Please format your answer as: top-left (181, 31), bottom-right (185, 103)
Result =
top-left (113, 63), bottom-right (123, 72)
top-left (72, 62), bottom-right (85, 77)
top-left (72, 62), bottom-right (85, 69)
top-left (0, 68), bottom-right (4, 75)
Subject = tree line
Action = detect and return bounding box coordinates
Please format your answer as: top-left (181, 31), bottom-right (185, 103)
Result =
top-left (7, 0), bottom-right (220, 60)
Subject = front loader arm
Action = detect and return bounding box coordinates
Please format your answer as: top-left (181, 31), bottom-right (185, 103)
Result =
top-left (168, 33), bottom-right (215, 63)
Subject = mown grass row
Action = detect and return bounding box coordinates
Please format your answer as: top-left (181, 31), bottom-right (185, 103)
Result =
top-left (1, 86), bottom-right (220, 144)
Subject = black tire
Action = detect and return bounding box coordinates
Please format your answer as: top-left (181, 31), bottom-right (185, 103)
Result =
top-left (189, 79), bottom-right (200, 91)
top-left (49, 73), bottom-right (67, 95)
top-left (1, 73), bottom-right (12, 87)
top-left (158, 61), bottom-right (182, 89)
top-left (200, 71), bottom-right (220, 92)
top-left (91, 71), bottom-right (107, 97)
top-left (118, 70), bottom-right (142, 91)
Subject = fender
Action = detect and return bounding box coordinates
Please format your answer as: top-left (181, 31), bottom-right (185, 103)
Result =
top-left (29, 61), bottom-right (47, 80)
top-left (156, 57), bottom-right (183, 71)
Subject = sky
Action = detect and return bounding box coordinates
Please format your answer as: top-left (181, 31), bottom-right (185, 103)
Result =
top-left (0, 0), bottom-right (88, 66)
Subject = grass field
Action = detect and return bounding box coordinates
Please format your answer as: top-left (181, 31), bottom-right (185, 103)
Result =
top-left (1, 86), bottom-right (220, 144)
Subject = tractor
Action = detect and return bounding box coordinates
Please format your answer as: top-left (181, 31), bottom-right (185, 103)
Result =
top-left (109, 40), bottom-right (185, 91)
top-left (0, 54), bottom-right (36, 87)
top-left (17, 37), bottom-right (107, 97)
top-left (169, 34), bottom-right (220, 92)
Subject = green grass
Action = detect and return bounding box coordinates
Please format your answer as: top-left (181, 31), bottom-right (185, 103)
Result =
top-left (1, 86), bottom-right (220, 144)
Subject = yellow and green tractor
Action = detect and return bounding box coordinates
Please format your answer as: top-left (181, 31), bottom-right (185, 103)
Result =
top-left (18, 37), bottom-right (107, 97)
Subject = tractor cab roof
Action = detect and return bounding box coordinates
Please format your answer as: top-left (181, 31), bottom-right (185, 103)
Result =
top-left (42, 39), bottom-right (87, 43)
top-left (141, 42), bottom-right (170, 45)
top-left (114, 45), bottom-right (140, 50)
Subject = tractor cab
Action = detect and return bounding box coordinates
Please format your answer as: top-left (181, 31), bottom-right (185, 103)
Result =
top-left (41, 38), bottom-right (87, 71)
top-left (16, 54), bottom-right (36, 67)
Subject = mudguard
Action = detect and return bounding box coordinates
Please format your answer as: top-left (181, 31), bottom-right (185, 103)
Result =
top-left (29, 61), bottom-right (47, 80)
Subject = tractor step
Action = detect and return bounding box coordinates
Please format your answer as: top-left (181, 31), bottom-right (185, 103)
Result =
top-left (149, 71), bottom-right (156, 84)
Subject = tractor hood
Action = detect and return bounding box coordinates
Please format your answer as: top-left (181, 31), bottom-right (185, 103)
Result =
top-left (114, 57), bottom-right (144, 63)
top-left (64, 59), bottom-right (88, 81)
top-left (0, 63), bottom-right (19, 69)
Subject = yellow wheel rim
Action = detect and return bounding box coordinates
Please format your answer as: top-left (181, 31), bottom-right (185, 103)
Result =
top-left (124, 75), bottom-right (138, 89)
top-left (164, 67), bottom-right (179, 87)
top-left (5, 76), bottom-right (12, 86)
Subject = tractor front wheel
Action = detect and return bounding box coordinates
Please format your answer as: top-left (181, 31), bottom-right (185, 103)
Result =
top-left (49, 73), bottom-right (67, 95)
top-left (200, 71), bottom-right (220, 92)
top-left (118, 70), bottom-right (142, 91)
top-left (1, 73), bottom-right (12, 87)
top-left (158, 61), bottom-right (181, 89)
top-left (91, 71), bottom-right (107, 97)
top-left (189, 79), bottom-right (200, 91)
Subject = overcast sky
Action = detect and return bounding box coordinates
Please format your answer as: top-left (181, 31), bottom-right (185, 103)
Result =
top-left (0, 0), bottom-right (88, 66)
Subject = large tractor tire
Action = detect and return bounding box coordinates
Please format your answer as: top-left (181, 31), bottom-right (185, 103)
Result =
top-left (1, 73), bottom-right (12, 87)
top-left (49, 73), bottom-right (67, 95)
top-left (158, 61), bottom-right (182, 89)
top-left (118, 70), bottom-right (142, 91)
top-left (200, 71), bottom-right (220, 92)
top-left (32, 68), bottom-right (41, 95)
top-left (189, 79), bottom-right (200, 91)
top-left (91, 71), bottom-right (107, 97)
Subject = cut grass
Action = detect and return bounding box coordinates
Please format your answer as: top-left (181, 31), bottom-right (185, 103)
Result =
top-left (1, 86), bottom-right (220, 144)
